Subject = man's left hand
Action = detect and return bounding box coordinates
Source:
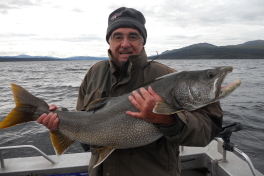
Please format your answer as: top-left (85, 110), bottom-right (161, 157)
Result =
top-left (126, 86), bottom-right (176, 126)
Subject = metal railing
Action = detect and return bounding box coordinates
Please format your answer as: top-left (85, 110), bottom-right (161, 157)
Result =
top-left (215, 122), bottom-right (258, 176)
top-left (0, 145), bottom-right (55, 168)
top-left (234, 147), bottom-right (257, 176)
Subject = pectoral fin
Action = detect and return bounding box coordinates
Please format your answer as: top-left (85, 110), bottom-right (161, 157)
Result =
top-left (86, 98), bottom-right (112, 111)
top-left (153, 100), bottom-right (182, 115)
top-left (50, 130), bottom-right (75, 155)
top-left (93, 146), bottom-right (116, 168)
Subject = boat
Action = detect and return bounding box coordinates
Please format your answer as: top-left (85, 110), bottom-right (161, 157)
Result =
top-left (0, 122), bottom-right (263, 176)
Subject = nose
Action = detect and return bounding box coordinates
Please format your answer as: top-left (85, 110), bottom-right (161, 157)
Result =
top-left (121, 37), bottom-right (131, 48)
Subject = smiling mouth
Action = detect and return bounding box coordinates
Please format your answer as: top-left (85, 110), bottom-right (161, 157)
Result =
top-left (120, 52), bottom-right (133, 55)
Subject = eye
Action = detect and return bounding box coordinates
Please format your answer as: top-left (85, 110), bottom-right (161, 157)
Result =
top-left (113, 35), bottom-right (123, 41)
top-left (207, 70), bottom-right (214, 78)
top-left (128, 35), bottom-right (137, 41)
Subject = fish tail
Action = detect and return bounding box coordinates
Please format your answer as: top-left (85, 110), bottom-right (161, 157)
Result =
top-left (0, 83), bottom-right (49, 129)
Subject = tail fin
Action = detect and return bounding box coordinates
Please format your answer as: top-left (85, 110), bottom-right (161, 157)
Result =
top-left (0, 84), bottom-right (49, 129)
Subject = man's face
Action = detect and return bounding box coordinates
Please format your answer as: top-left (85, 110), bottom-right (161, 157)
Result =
top-left (109, 28), bottom-right (144, 66)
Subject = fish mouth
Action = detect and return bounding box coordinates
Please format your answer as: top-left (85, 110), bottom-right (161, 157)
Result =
top-left (219, 79), bottom-right (241, 98)
top-left (216, 66), bottom-right (241, 100)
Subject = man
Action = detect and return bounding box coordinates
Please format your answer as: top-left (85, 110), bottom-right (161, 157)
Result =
top-left (37, 7), bottom-right (223, 176)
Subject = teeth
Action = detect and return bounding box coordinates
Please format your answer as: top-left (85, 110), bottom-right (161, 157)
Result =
top-left (221, 80), bottom-right (241, 91)
top-left (219, 79), bottom-right (241, 97)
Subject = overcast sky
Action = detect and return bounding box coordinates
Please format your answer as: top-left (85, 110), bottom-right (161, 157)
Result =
top-left (1, 0), bottom-right (264, 58)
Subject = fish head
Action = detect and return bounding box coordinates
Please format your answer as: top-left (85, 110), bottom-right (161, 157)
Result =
top-left (173, 66), bottom-right (241, 111)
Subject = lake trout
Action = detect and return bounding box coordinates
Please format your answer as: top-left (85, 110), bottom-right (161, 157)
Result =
top-left (0, 66), bottom-right (241, 167)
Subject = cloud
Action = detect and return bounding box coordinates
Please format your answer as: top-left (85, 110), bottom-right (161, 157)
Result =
top-left (1, 0), bottom-right (264, 57)
top-left (34, 35), bottom-right (103, 42)
top-left (140, 0), bottom-right (264, 28)
top-left (0, 33), bottom-right (37, 38)
top-left (136, 0), bottom-right (264, 54)
top-left (0, 10), bottom-right (8, 15)
top-left (0, 33), bottom-right (39, 45)
top-left (0, 3), bottom-right (18, 14)
top-left (0, 4), bottom-right (17, 9)
top-left (0, 0), bottom-right (42, 7)
top-left (61, 36), bottom-right (102, 42)
top-left (71, 7), bottom-right (83, 13)
top-left (165, 34), bottom-right (202, 40)
top-left (0, 32), bottom-right (103, 43)
top-left (0, 0), bottom-right (43, 14)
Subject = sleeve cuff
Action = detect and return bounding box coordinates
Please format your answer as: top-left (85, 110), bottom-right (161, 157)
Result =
top-left (155, 114), bottom-right (185, 136)
top-left (61, 107), bottom-right (69, 111)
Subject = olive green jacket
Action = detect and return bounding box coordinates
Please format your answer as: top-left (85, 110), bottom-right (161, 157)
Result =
top-left (76, 49), bottom-right (223, 176)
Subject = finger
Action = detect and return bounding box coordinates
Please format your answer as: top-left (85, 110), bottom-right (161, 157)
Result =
top-left (49, 104), bottom-right (59, 111)
top-left (132, 90), bottom-right (144, 102)
top-left (47, 113), bottom-right (58, 129)
top-left (128, 95), bottom-right (141, 111)
top-left (126, 111), bottom-right (143, 119)
top-left (148, 86), bottom-right (163, 101)
top-left (36, 113), bottom-right (47, 123)
top-left (49, 104), bottom-right (56, 111)
top-left (41, 112), bottom-right (54, 127)
top-left (139, 87), bottom-right (151, 100)
top-left (139, 87), bottom-right (157, 108)
top-left (50, 117), bottom-right (59, 130)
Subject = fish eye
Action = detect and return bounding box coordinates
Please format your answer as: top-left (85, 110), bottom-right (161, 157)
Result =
top-left (207, 70), bottom-right (214, 78)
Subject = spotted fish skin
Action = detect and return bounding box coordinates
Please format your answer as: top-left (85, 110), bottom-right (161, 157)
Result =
top-left (56, 107), bottom-right (162, 149)
top-left (0, 66), bottom-right (241, 157)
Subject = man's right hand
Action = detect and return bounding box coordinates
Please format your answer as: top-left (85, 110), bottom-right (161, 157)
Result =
top-left (37, 104), bottom-right (60, 130)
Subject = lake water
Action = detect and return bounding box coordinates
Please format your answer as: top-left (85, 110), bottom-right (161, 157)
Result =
top-left (0, 59), bottom-right (263, 174)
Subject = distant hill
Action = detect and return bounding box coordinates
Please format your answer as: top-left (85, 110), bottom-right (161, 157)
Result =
top-left (1, 40), bottom-right (264, 61)
top-left (65, 56), bottom-right (108, 61)
top-left (149, 40), bottom-right (264, 59)
top-left (0, 55), bottom-right (63, 62)
top-left (238, 40), bottom-right (264, 46)
top-left (0, 55), bottom-right (108, 62)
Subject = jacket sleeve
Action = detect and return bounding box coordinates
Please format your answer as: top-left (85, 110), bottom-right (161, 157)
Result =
top-left (76, 79), bottom-right (87, 111)
top-left (76, 61), bottom-right (110, 111)
top-left (158, 101), bottom-right (223, 147)
top-left (76, 65), bottom-right (93, 111)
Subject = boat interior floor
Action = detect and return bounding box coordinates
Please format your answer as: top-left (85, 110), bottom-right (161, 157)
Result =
top-left (181, 168), bottom-right (211, 176)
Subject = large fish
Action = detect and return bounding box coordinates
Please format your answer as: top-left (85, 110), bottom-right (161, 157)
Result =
top-left (0, 66), bottom-right (241, 167)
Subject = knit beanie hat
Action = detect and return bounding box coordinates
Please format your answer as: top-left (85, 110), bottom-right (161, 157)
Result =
top-left (106, 7), bottom-right (147, 45)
